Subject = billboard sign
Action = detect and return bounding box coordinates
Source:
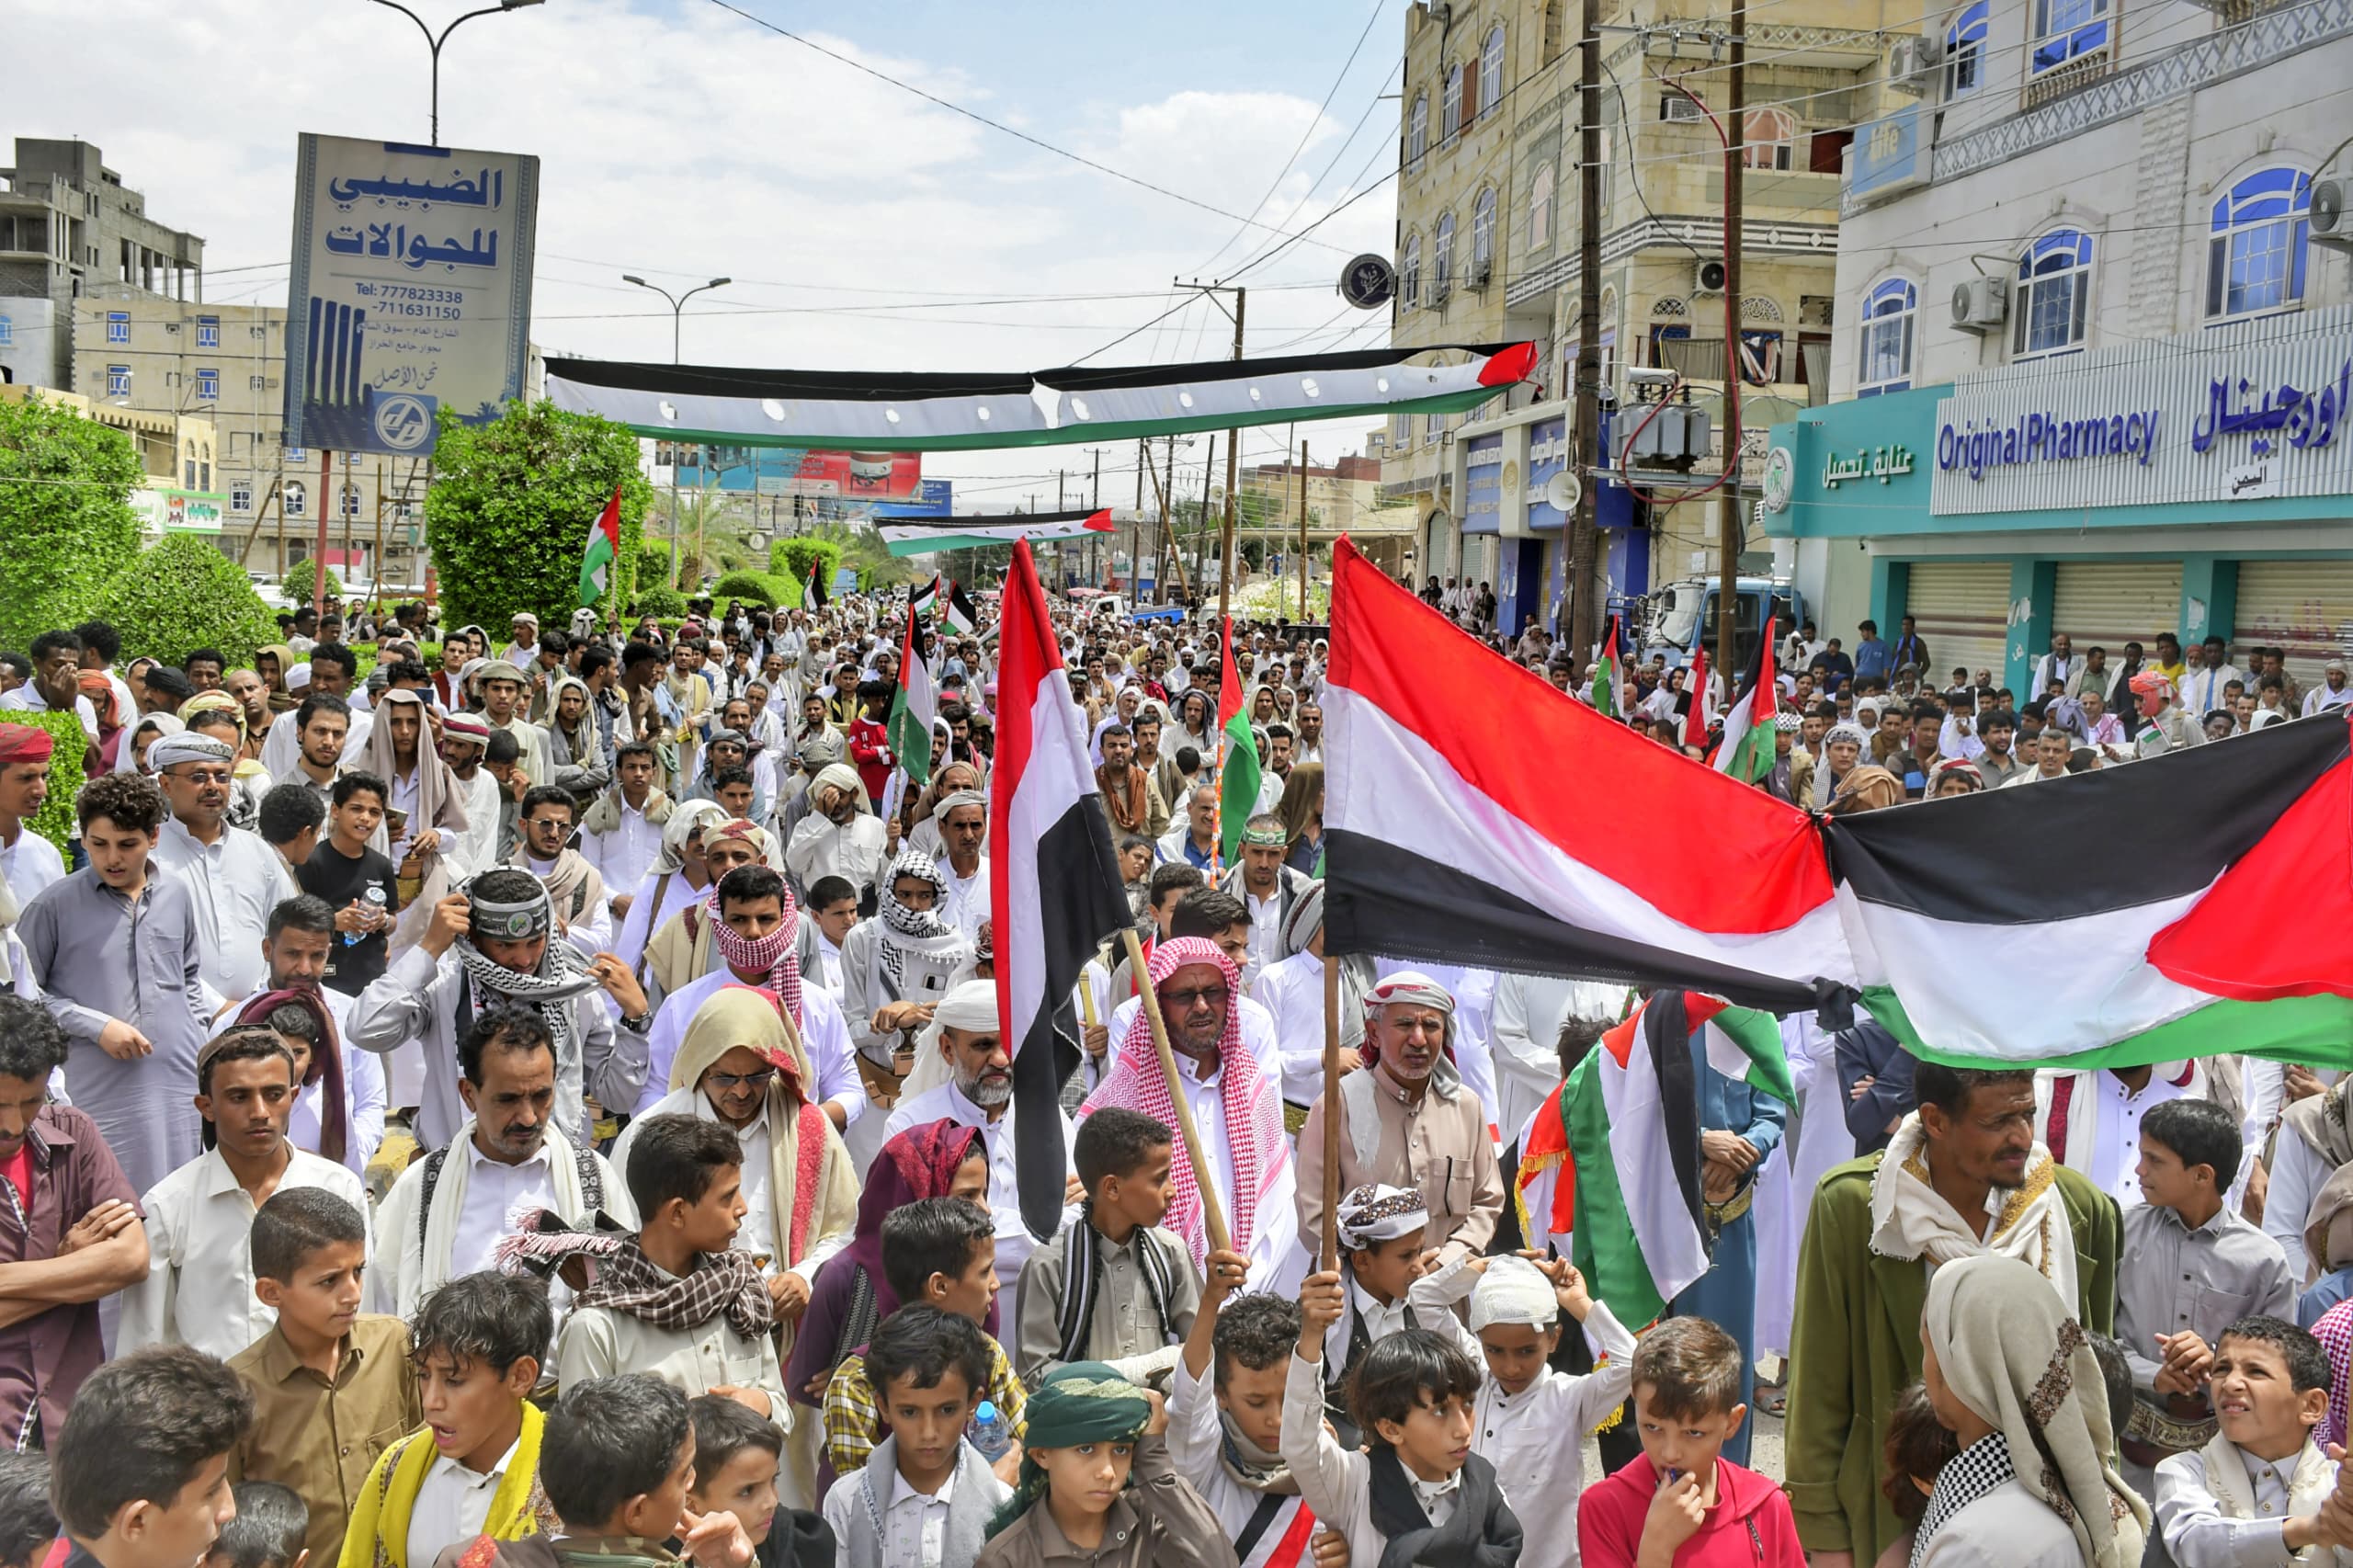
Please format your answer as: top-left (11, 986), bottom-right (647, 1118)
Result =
top-left (284, 134), bottom-right (540, 456)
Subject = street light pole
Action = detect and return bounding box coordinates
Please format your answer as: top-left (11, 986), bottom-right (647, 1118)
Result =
top-left (363, 0), bottom-right (546, 148)
top-left (622, 274), bottom-right (732, 589)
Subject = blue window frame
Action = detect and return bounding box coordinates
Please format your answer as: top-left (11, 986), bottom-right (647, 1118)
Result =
top-left (195, 315), bottom-right (219, 348)
top-left (2014, 230), bottom-right (2094, 358)
top-left (2208, 168), bottom-right (2310, 320)
top-left (1858, 278), bottom-right (1916, 394)
top-left (106, 311), bottom-right (130, 345)
top-left (0, 315), bottom-right (12, 347)
top-left (107, 364), bottom-right (131, 396)
top-left (1946, 2), bottom-right (1988, 96)
top-left (195, 368), bottom-right (220, 401)
top-left (2031, 0), bottom-right (2108, 75)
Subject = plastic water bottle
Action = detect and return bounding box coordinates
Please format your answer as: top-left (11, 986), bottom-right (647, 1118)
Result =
top-left (967, 1399), bottom-right (1012, 1462)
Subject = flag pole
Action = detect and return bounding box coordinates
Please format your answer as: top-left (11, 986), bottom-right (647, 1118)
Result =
top-left (1120, 929), bottom-right (1231, 1254)
top-left (1319, 949), bottom-right (1341, 1273)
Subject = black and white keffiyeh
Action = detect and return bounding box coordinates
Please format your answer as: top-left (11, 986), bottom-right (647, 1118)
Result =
top-left (875, 846), bottom-right (962, 991)
top-left (1910, 1432), bottom-right (2016, 1568)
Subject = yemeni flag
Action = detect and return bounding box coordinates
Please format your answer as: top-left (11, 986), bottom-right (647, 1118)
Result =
top-left (1589, 616), bottom-right (1622, 718)
top-left (1320, 537), bottom-right (1850, 1011)
top-left (990, 540), bottom-right (1136, 1239)
top-left (886, 611), bottom-right (936, 789)
top-left (945, 579), bottom-right (979, 637)
top-left (1825, 710), bottom-right (2353, 1070)
top-left (1683, 645), bottom-right (1713, 750)
top-left (1711, 615), bottom-right (1779, 784)
top-left (1565, 992), bottom-right (1792, 1324)
top-left (1216, 618), bottom-right (1262, 864)
top-left (577, 486), bottom-right (622, 608)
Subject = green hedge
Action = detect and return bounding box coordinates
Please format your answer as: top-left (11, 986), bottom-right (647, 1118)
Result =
top-left (0, 393), bottom-right (142, 648)
top-left (770, 539), bottom-right (843, 588)
top-left (710, 569), bottom-right (780, 607)
top-left (10, 709), bottom-right (85, 856)
top-left (105, 534), bottom-right (281, 668)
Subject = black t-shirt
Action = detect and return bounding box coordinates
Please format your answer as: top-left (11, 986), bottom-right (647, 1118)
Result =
top-left (298, 838), bottom-right (402, 996)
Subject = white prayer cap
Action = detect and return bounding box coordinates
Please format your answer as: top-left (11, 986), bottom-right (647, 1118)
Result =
top-left (933, 979), bottom-right (1000, 1035)
top-left (287, 665), bottom-right (313, 692)
top-left (1469, 1256), bottom-right (1563, 1331)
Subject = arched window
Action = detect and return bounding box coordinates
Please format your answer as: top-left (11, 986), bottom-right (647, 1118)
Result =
top-left (1858, 278), bottom-right (1916, 394)
top-left (1480, 26), bottom-right (1506, 118)
top-left (1442, 63), bottom-right (1463, 140)
top-left (1945, 2), bottom-right (1988, 97)
top-left (1529, 165), bottom-right (1555, 247)
top-left (284, 481), bottom-right (306, 518)
top-left (2031, 0), bottom-right (2109, 75)
top-left (1472, 188), bottom-right (1497, 278)
top-left (1434, 212), bottom-right (1456, 294)
top-left (1744, 107), bottom-right (1797, 170)
top-left (1408, 96), bottom-right (1428, 168)
top-left (2208, 167), bottom-right (2311, 319)
top-left (2014, 229), bottom-right (2094, 358)
top-left (1401, 233), bottom-right (1423, 308)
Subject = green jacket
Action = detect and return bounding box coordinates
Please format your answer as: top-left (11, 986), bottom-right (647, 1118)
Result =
top-left (1783, 1153), bottom-right (2120, 1565)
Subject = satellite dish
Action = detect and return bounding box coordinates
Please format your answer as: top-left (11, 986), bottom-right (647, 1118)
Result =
top-left (1544, 470), bottom-right (1582, 512)
top-left (1338, 254), bottom-right (1396, 310)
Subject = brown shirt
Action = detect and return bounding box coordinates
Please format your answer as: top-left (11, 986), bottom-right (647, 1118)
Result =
top-left (228, 1314), bottom-right (423, 1565)
top-left (1295, 1062), bottom-right (1506, 1267)
top-left (972, 1435), bottom-right (1233, 1568)
top-left (0, 1105), bottom-right (141, 1447)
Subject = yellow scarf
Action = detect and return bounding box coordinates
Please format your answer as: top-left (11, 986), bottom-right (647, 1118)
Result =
top-left (337, 1401), bottom-right (551, 1568)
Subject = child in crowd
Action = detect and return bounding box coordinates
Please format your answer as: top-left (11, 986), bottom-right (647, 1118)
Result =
top-left (823, 1198), bottom-right (1026, 1480)
top-left (1282, 1269), bottom-right (1524, 1567)
top-left (2154, 1316), bottom-right (2353, 1568)
top-left (1576, 1316), bottom-right (1803, 1568)
top-left (973, 1363), bottom-right (1229, 1568)
top-left (205, 1484), bottom-right (308, 1568)
top-left (1319, 1184), bottom-right (1431, 1447)
top-left (682, 1397), bottom-right (830, 1568)
top-left (339, 1275), bottom-right (558, 1568)
top-left (2120, 1101), bottom-right (2294, 1494)
top-left (1014, 1107), bottom-right (1199, 1389)
top-left (1408, 1251), bottom-right (1637, 1568)
top-left (1872, 1384), bottom-right (1959, 1568)
top-left (820, 1305), bottom-right (1010, 1568)
top-left (0, 1454), bottom-right (54, 1568)
top-left (229, 1189), bottom-right (421, 1568)
top-left (51, 1347), bottom-right (256, 1568)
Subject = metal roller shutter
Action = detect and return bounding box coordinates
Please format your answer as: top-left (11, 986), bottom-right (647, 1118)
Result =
top-left (2235, 560), bottom-right (2353, 692)
top-left (1904, 561), bottom-right (2010, 685)
top-left (2052, 562), bottom-right (2184, 664)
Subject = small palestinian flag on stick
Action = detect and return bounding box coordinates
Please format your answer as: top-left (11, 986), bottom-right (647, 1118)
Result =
top-left (1711, 615), bottom-right (1779, 785)
top-left (887, 608), bottom-right (936, 788)
top-left (577, 486), bottom-right (622, 608)
top-left (1589, 614), bottom-right (1622, 719)
top-left (1216, 619), bottom-right (1261, 864)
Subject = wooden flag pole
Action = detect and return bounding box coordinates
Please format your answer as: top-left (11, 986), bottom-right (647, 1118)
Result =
top-left (1120, 928), bottom-right (1231, 1255)
top-left (1320, 949), bottom-right (1342, 1273)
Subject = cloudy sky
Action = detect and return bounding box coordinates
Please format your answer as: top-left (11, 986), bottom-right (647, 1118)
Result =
top-left (14, 0), bottom-right (1404, 509)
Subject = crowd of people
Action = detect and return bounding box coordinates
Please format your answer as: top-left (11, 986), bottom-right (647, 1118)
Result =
top-left (0, 575), bottom-right (2347, 1568)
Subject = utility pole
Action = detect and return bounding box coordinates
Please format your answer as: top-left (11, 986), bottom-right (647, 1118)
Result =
top-left (1716, 2), bottom-right (1746, 686)
top-left (1176, 280), bottom-right (1246, 626)
top-left (621, 273), bottom-right (730, 589)
top-left (1297, 441), bottom-right (1310, 619)
top-left (1091, 447), bottom-right (1101, 587)
top-left (1192, 433), bottom-right (1216, 599)
top-left (1568, 0), bottom-right (1605, 665)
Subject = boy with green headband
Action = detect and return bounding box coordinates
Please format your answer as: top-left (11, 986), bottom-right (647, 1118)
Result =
top-left (972, 1364), bottom-right (1230, 1568)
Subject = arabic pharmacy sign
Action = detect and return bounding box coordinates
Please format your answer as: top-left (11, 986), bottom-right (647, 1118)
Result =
top-left (1927, 304), bottom-right (2353, 517)
top-left (282, 133), bottom-right (540, 457)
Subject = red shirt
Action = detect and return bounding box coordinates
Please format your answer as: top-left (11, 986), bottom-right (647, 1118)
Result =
top-left (847, 715), bottom-right (894, 804)
top-left (1577, 1454), bottom-right (1804, 1568)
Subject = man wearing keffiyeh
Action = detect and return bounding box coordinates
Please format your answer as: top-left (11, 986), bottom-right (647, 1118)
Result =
top-left (1078, 937), bottom-right (1301, 1293)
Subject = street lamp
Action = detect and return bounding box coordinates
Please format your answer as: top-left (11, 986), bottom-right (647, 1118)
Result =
top-left (364, 0), bottom-right (546, 148)
top-left (622, 274), bottom-right (732, 590)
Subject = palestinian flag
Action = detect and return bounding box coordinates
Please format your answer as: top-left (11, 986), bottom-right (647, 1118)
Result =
top-left (577, 486), bottom-right (622, 608)
top-left (1565, 991), bottom-right (1792, 1324)
top-left (1589, 615), bottom-right (1621, 718)
top-left (1320, 537), bottom-right (1850, 1011)
top-left (989, 540), bottom-right (1135, 1239)
top-left (879, 508), bottom-right (1113, 558)
top-left (886, 609), bottom-right (936, 789)
top-left (945, 579), bottom-right (979, 637)
top-left (1711, 615), bottom-right (1779, 784)
top-left (1514, 1081), bottom-right (1578, 1256)
top-left (1216, 618), bottom-right (1262, 864)
top-left (1683, 645), bottom-right (1712, 750)
top-left (909, 575), bottom-right (939, 622)
top-left (1824, 710), bottom-right (2353, 1070)
top-left (801, 562), bottom-right (825, 611)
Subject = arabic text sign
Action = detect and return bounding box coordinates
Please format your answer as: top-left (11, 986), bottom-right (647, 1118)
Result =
top-left (1928, 304), bottom-right (2353, 516)
top-left (283, 134), bottom-right (539, 456)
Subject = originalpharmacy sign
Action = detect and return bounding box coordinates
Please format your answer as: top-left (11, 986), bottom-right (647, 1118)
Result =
top-left (1929, 304), bottom-right (2353, 516)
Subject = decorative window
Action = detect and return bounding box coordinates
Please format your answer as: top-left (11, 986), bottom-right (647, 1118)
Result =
top-left (1409, 96), bottom-right (1428, 168)
top-left (2031, 0), bottom-right (2108, 75)
top-left (231, 482), bottom-right (253, 514)
top-left (1391, 413), bottom-right (1411, 447)
top-left (2013, 229), bottom-right (2094, 358)
top-left (195, 315), bottom-right (219, 348)
top-left (195, 368), bottom-right (219, 401)
top-left (106, 311), bottom-right (129, 345)
top-left (284, 482), bottom-right (306, 517)
top-left (107, 364), bottom-right (131, 396)
top-left (1442, 64), bottom-right (1463, 140)
top-left (1480, 26), bottom-right (1506, 118)
top-left (1946, 2), bottom-right (1988, 96)
top-left (1744, 107), bottom-right (1797, 170)
top-left (1471, 188), bottom-right (1496, 276)
top-left (1401, 233), bottom-right (1422, 308)
top-left (1858, 278), bottom-right (1916, 394)
top-left (2207, 167), bottom-right (2310, 320)
top-left (250, 374), bottom-right (267, 389)
top-left (1529, 165), bottom-right (1554, 247)
top-left (343, 483), bottom-right (363, 519)
top-left (185, 443), bottom-right (198, 489)
top-left (1435, 212), bottom-right (1456, 294)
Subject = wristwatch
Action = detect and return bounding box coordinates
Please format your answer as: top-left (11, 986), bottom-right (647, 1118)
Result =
top-left (620, 1010), bottom-right (653, 1032)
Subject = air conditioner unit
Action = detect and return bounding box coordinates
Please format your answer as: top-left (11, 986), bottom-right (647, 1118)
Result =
top-left (1430, 280), bottom-right (1453, 307)
top-left (1887, 33), bottom-right (1944, 95)
top-left (1951, 276), bottom-right (2008, 334)
top-left (164, 322), bottom-right (179, 334)
top-left (1693, 259), bottom-right (1729, 293)
top-left (1662, 95), bottom-right (1705, 122)
top-left (1470, 257), bottom-right (1493, 288)
top-left (2313, 173), bottom-right (2353, 252)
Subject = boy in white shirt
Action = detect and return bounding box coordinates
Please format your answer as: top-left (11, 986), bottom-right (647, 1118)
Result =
top-left (2154, 1315), bottom-right (2353, 1568)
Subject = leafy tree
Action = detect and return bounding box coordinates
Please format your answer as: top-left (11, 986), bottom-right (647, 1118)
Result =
top-left (425, 400), bottom-right (654, 632)
top-left (0, 393), bottom-right (142, 647)
top-left (770, 537), bottom-right (843, 588)
top-left (290, 566), bottom-right (343, 607)
top-left (106, 534), bottom-right (281, 667)
top-left (632, 585), bottom-right (687, 619)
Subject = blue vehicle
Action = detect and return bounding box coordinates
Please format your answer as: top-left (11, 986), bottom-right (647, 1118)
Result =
top-left (1633, 576), bottom-right (1805, 675)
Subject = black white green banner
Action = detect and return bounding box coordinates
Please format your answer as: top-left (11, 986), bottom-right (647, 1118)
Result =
top-left (877, 508), bottom-right (1113, 558)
